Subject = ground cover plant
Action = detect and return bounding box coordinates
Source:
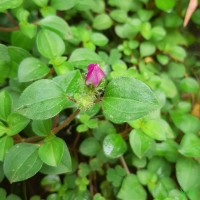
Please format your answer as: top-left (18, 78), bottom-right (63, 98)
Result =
top-left (0, 0), bottom-right (200, 199)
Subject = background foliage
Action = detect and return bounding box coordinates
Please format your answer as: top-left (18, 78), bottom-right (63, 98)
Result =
top-left (0, 0), bottom-right (200, 199)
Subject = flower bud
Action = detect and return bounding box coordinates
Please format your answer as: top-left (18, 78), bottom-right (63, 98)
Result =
top-left (86, 64), bottom-right (105, 87)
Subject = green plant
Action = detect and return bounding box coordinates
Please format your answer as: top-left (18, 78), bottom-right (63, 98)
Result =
top-left (0, 0), bottom-right (200, 199)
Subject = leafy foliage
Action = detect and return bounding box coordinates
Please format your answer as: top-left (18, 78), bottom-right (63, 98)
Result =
top-left (0, 0), bottom-right (200, 199)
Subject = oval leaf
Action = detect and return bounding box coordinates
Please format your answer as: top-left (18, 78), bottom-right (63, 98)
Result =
top-left (129, 129), bottom-right (153, 158)
top-left (103, 134), bottom-right (127, 158)
top-left (4, 143), bottom-right (42, 183)
top-left (79, 137), bottom-right (101, 157)
top-left (39, 137), bottom-right (64, 166)
top-left (0, 90), bottom-right (12, 121)
top-left (117, 174), bottom-right (147, 200)
top-left (0, 136), bottom-right (13, 161)
top-left (18, 57), bottom-right (50, 82)
top-left (0, 0), bottom-right (23, 12)
top-left (179, 134), bottom-right (200, 157)
top-left (176, 157), bottom-right (200, 192)
top-left (32, 119), bottom-right (53, 136)
top-left (40, 143), bottom-right (72, 174)
top-left (102, 77), bottom-right (159, 123)
top-left (16, 79), bottom-right (67, 120)
top-left (6, 113), bottom-right (30, 136)
top-left (68, 48), bottom-right (102, 69)
top-left (39, 15), bottom-right (72, 40)
top-left (36, 29), bottom-right (65, 59)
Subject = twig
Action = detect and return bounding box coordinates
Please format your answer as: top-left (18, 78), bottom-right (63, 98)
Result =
top-left (52, 109), bottom-right (80, 134)
top-left (14, 109), bottom-right (80, 144)
top-left (53, 115), bottom-right (59, 129)
top-left (5, 12), bottom-right (18, 26)
top-left (22, 136), bottom-right (42, 143)
top-left (67, 96), bottom-right (77, 103)
top-left (72, 132), bottom-right (80, 149)
top-left (119, 156), bottom-right (130, 175)
top-left (0, 26), bottom-right (19, 32)
top-left (89, 173), bottom-right (94, 196)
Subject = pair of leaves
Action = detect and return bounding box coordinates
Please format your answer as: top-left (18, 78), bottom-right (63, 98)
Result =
top-left (4, 140), bottom-right (72, 183)
top-left (17, 70), bottom-right (83, 120)
top-left (0, 90), bottom-right (30, 137)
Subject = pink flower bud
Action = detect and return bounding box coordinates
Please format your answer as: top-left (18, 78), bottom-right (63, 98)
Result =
top-left (86, 64), bottom-right (105, 87)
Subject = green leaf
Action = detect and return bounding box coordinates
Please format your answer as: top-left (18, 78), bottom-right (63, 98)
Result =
top-left (4, 143), bottom-right (43, 183)
top-left (176, 157), bottom-right (200, 192)
top-left (68, 48), bottom-right (102, 69)
top-left (156, 54), bottom-right (169, 65)
top-left (19, 23), bottom-right (37, 39)
top-left (151, 26), bottom-right (166, 41)
top-left (167, 62), bottom-right (185, 78)
top-left (0, 136), bottom-right (13, 161)
top-left (155, 140), bottom-right (179, 162)
top-left (11, 31), bottom-right (35, 51)
top-left (140, 41), bottom-right (156, 57)
top-left (0, 0), bottom-right (23, 12)
top-left (107, 165), bottom-right (126, 187)
top-left (77, 124), bottom-right (88, 132)
top-left (0, 122), bottom-right (8, 137)
top-left (115, 23), bottom-right (139, 39)
top-left (91, 33), bottom-right (108, 47)
top-left (18, 57), bottom-right (50, 82)
top-left (17, 79), bottom-right (67, 120)
top-left (140, 22), bottom-right (152, 40)
top-left (8, 46), bottom-right (31, 66)
top-left (117, 174), bottom-right (147, 200)
top-left (37, 29), bottom-right (65, 59)
top-left (159, 74), bottom-right (177, 98)
top-left (7, 194), bottom-right (22, 200)
top-left (51, 0), bottom-right (76, 10)
top-left (155, 0), bottom-right (175, 11)
top-left (179, 134), bottom-right (200, 157)
top-left (129, 129), bottom-right (153, 158)
top-left (39, 137), bottom-right (64, 166)
top-left (148, 157), bottom-right (172, 177)
top-left (102, 77), bottom-right (159, 123)
top-left (168, 46), bottom-right (186, 61)
top-left (110, 9), bottom-right (127, 23)
top-left (103, 134), bottom-right (127, 158)
top-left (79, 137), bottom-right (101, 157)
top-left (0, 90), bottom-right (12, 121)
top-left (53, 70), bottom-right (84, 96)
top-left (32, 119), bottom-right (53, 136)
top-left (180, 77), bottom-right (199, 93)
top-left (170, 112), bottom-right (200, 134)
top-left (6, 113), bottom-right (30, 136)
top-left (0, 188), bottom-right (6, 199)
top-left (92, 121), bottom-right (116, 141)
top-left (137, 9), bottom-right (154, 22)
top-left (33, 0), bottom-right (48, 7)
top-left (142, 118), bottom-right (173, 141)
top-left (40, 143), bottom-right (72, 174)
top-left (93, 14), bottom-right (113, 30)
top-left (39, 15), bottom-right (72, 40)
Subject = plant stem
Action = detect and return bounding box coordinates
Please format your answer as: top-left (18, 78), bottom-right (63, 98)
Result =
top-left (0, 26), bottom-right (19, 31)
top-left (120, 156), bottom-right (130, 175)
top-left (22, 181), bottom-right (27, 200)
top-left (53, 115), bottom-right (59, 129)
top-left (52, 109), bottom-right (80, 134)
top-left (5, 11), bottom-right (18, 26)
top-left (14, 109), bottom-right (80, 144)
